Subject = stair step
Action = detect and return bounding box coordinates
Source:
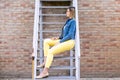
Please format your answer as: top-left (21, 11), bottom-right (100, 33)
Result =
top-left (41, 30), bottom-right (61, 32)
top-left (41, 0), bottom-right (72, 1)
top-left (40, 14), bottom-right (66, 16)
top-left (37, 56), bottom-right (75, 60)
top-left (37, 66), bottom-right (76, 70)
top-left (42, 22), bottom-right (64, 24)
top-left (40, 6), bottom-right (69, 9)
top-left (38, 39), bottom-right (44, 42)
top-left (36, 76), bottom-right (75, 80)
top-left (37, 47), bottom-right (75, 51)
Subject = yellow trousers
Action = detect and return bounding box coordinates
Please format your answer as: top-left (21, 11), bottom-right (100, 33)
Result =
top-left (43, 39), bottom-right (75, 68)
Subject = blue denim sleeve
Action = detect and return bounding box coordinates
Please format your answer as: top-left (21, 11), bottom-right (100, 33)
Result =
top-left (60, 20), bottom-right (76, 43)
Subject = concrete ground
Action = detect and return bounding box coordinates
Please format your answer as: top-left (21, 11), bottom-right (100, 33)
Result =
top-left (1, 78), bottom-right (120, 80)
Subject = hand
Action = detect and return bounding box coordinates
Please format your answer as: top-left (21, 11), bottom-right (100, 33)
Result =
top-left (51, 37), bottom-right (59, 40)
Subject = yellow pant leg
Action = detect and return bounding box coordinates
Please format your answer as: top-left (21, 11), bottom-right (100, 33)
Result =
top-left (44, 39), bottom-right (60, 56)
top-left (45, 40), bottom-right (75, 68)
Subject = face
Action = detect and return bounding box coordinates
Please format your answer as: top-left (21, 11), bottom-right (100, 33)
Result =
top-left (66, 9), bottom-right (71, 18)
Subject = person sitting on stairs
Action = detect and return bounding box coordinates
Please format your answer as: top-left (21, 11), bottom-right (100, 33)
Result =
top-left (32, 6), bottom-right (76, 79)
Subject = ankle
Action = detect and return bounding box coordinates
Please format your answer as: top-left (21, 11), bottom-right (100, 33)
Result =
top-left (44, 57), bottom-right (46, 63)
top-left (42, 62), bottom-right (45, 64)
top-left (43, 68), bottom-right (49, 73)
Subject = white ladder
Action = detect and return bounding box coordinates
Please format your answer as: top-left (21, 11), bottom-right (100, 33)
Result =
top-left (32, 0), bottom-right (80, 80)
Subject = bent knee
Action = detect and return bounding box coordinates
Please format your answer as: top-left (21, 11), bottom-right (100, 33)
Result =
top-left (44, 39), bottom-right (51, 43)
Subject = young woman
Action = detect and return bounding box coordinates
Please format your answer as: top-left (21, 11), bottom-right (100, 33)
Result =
top-left (36, 7), bottom-right (76, 78)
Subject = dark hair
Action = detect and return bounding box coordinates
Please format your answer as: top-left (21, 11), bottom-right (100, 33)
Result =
top-left (68, 7), bottom-right (75, 18)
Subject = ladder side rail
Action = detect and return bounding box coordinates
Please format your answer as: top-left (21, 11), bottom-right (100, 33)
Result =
top-left (69, 1), bottom-right (74, 77)
top-left (70, 50), bottom-right (74, 76)
top-left (73, 0), bottom-right (81, 80)
top-left (39, 0), bottom-right (44, 72)
top-left (33, 0), bottom-right (40, 80)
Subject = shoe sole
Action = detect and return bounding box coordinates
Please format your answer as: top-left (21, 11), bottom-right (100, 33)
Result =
top-left (36, 74), bottom-right (49, 79)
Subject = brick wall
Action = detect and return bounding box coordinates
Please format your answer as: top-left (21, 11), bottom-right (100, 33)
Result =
top-left (0, 0), bottom-right (120, 78)
top-left (0, 0), bottom-right (34, 78)
top-left (79, 0), bottom-right (120, 77)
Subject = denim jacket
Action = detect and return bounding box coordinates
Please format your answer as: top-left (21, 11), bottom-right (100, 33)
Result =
top-left (59, 18), bottom-right (76, 43)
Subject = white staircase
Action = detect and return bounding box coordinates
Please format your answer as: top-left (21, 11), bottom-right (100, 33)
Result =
top-left (32, 0), bottom-right (80, 80)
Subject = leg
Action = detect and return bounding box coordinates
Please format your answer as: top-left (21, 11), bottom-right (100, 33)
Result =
top-left (37, 40), bottom-right (75, 78)
top-left (45, 40), bottom-right (75, 68)
top-left (37, 39), bottom-right (59, 68)
top-left (44, 39), bottom-right (60, 56)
